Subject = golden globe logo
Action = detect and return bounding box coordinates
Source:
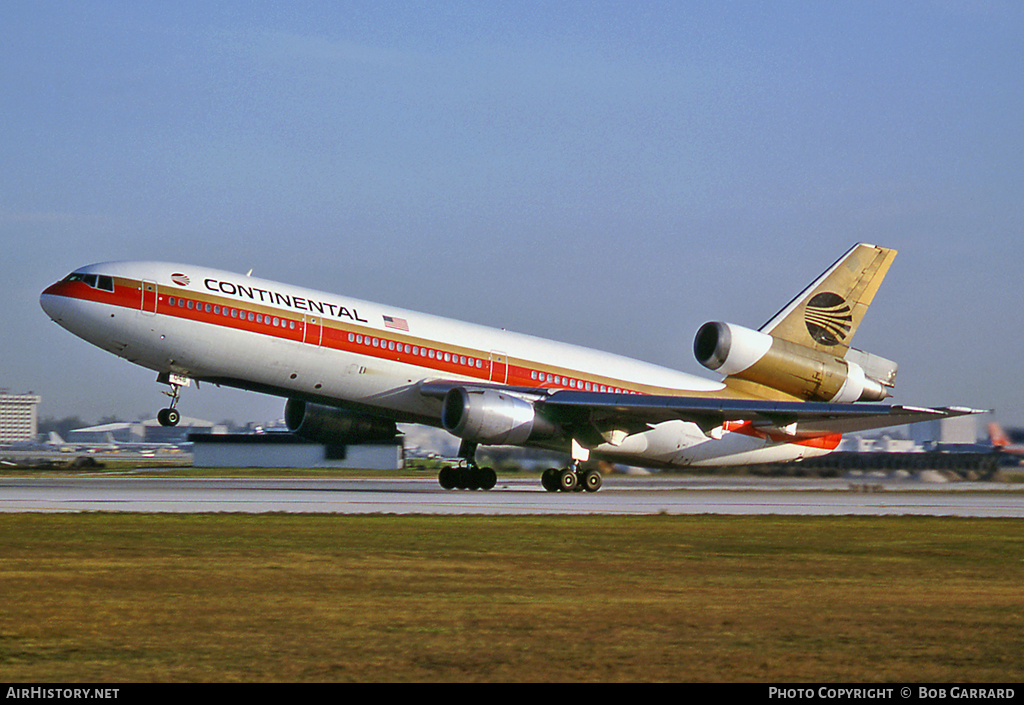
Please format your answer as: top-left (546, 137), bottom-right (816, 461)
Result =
top-left (804, 292), bottom-right (852, 346)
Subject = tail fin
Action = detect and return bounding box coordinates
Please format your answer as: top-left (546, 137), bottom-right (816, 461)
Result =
top-left (759, 243), bottom-right (897, 355)
top-left (989, 422), bottom-right (1010, 447)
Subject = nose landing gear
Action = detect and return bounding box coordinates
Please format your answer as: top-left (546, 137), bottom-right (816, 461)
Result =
top-left (155, 372), bottom-right (189, 427)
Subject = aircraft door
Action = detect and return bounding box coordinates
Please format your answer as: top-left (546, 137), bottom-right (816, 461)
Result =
top-left (303, 314), bottom-right (322, 346)
top-left (489, 351), bottom-right (508, 384)
top-left (141, 281), bottom-right (158, 315)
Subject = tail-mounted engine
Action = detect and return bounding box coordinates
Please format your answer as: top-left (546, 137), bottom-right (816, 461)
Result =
top-left (694, 321), bottom-right (894, 402)
top-left (285, 399), bottom-right (398, 444)
top-left (441, 387), bottom-right (559, 445)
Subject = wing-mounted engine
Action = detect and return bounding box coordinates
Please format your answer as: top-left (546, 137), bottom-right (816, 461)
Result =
top-left (694, 321), bottom-right (894, 402)
top-left (441, 387), bottom-right (560, 445)
top-left (284, 399), bottom-right (398, 444)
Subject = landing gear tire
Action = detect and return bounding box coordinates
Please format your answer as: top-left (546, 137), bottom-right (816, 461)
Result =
top-left (582, 469), bottom-right (603, 492)
top-left (557, 468), bottom-right (579, 492)
top-left (541, 468), bottom-right (561, 492)
top-left (439, 466), bottom-right (457, 490)
top-left (157, 408), bottom-right (180, 427)
top-left (475, 466), bottom-right (497, 491)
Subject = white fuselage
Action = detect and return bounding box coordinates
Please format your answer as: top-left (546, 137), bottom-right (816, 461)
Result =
top-left (40, 261), bottom-right (837, 467)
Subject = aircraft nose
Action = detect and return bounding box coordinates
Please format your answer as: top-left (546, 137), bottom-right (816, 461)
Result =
top-left (40, 283), bottom-right (68, 322)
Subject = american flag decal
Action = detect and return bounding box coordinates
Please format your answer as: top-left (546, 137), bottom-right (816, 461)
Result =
top-left (383, 315), bottom-right (409, 331)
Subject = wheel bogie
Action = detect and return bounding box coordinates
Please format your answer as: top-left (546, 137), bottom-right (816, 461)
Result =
top-left (438, 463), bottom-right (603, 493)
top-left (541, 467), bottom-right (603, 493)
top-left (437, 465), bottom-right (496, 491)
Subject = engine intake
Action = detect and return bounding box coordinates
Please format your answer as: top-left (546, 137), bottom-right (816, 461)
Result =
top-left (694, 321), bottom-right (890, 402)
top-left (441, 388), bottom-right (558, 445)
top-left (284, 399), bottom-right (398, 444)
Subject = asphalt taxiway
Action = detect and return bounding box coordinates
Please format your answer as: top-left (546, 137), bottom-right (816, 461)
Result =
top-left (2, 475), bottom-right (1023, 516)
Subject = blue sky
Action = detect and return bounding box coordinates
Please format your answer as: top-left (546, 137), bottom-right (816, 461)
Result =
top-left (3, 1), bottom-right (1022, 429)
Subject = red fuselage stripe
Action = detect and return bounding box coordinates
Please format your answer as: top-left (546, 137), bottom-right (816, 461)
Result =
top-left (43, 277), bottom-right (643, 395)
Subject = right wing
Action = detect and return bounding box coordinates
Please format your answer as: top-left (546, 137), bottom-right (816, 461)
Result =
top-left (420, 380), bottom-right (984, 444)
top-left (538, 390), bottom-right (984, 442)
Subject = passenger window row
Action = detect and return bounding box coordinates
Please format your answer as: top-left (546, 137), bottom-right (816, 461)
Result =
top-left (347, 332), bottom-right (484, 369)
top-left (167, 297), bottom-right (297, 330)
top-left (529, 369), bottom-right (633, 394)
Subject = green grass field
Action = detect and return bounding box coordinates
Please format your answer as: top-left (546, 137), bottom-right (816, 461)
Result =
top-left (1, 513), bottom-right (1022, 682)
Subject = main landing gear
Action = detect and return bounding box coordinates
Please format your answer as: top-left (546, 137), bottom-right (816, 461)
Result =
top-left (541, 462), bottom-right (603, 492)
top-left (438, 441), bottom-right (497, 491)
top-left (155, 372), bottom-right (188, 427)
top-left (437, 441), bottom-right (603, 493)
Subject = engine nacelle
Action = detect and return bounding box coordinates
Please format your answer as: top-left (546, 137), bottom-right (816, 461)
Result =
top-left (284, 399), bottom-right (398, 444)
top-left (441, 388), bottom-right (559, 445)
top-left (694, 321), bottom-right (890, 402)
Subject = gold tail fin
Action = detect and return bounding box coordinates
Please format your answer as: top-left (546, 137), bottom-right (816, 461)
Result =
top-left (759, 243), bottom-right (897, 355)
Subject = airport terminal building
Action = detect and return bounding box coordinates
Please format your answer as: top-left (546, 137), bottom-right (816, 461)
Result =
top-left (0, 390), bottom-right (41, 444)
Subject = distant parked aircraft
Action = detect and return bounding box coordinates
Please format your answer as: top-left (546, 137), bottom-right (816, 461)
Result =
top-left (47, 431), bottom-right (180, 454)
top-left (989, 422), bottom-right (1024, 458)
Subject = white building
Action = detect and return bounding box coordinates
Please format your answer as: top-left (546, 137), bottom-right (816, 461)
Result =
top-left (909, 414), bottom-right (983, 446)
top-left (0, 390), bottom-right (41, 443)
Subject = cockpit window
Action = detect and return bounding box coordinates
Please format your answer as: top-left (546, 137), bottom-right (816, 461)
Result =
top-left (63, 272), bottom-right (114, 292)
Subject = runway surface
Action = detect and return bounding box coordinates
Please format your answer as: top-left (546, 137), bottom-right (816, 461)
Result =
top-left (2, 474), bottom-right (1024, 516)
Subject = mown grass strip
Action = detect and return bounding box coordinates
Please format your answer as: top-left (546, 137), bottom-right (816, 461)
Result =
top-left (1, 514), bottom-right (1022, 682)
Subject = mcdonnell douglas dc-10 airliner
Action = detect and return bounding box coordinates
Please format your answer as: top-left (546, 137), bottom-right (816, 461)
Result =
top-left (40, 243), bottom-right (978, 492)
